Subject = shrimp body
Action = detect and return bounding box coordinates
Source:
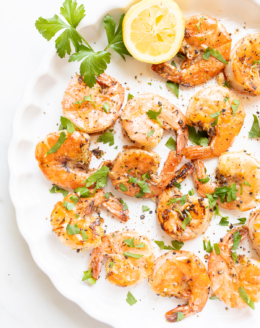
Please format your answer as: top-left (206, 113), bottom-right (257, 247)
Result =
top-left (248, 209), bottom-right (260, 258)
top-left (152, 15), bottom-right (231, 87)
top-left (35, 130), bottom-right (95, 190)
top-left (62, 74), bottom-right (125, 134)
top-left (157, 187), bottom-right (212, 241)
top-left (208, 226), bottom-right (260, 308)
top-left (109, 149), bottom-right (181, 198)
top-left (121, 93), bottom-right (188, 155)
top-left (183, 86), bottom-right (245, 160)
top-left (193, 152), bottom-right (260, 211)
top-left (149, 251), bottom-right (210, 322)
top-left (225, 33), bottom-right (260, 96)
top-left (50, 191), bottom-right (130, 250)
top-left (89, 231), bottom-right (154, 287)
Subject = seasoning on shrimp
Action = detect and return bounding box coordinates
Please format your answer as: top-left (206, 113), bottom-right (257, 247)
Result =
top-left (35, 130), bottom-right (112, 190)
top-left (225, 33), bottom-right (260, 96)
top-left (208, 226), bottom-right (260, 308)
top-left (157, 163), bottom-right (212, 241)
top-left (109, 149), bottom-right (182, 198)
top-left (88, 231), bottom-right (154, 286)
top-left (50, 190), bottom-right (130, 250)
top-left (192, 151), bottom-right (260, 211)
top-left (149, 251), bottom-right (210, 322)
top-left (183, 86), bottom-right (245, 159)
top-left (121, 93), bottom-right (188, 155)
top-left (151, 15), bottom-right (231, 87)
top-left (62, 73), bottom-right (125, 134)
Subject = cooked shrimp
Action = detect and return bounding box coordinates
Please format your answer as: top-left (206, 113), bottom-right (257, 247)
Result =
top-left (62, 73), bottom-right (125, 134)
top-left (183, 86), bottom-right (245, 159)
top-left (192, 151), bottom-right (260, 211)
top-left (225, 33), bottom-right (260, 96)
top-left (152, 15), bottom-right (231, 87)
top-left (248, 209), bottom-right (260, 257)
top-left (149, 251), bottom-right (210, 322)
top-left (109, 149), bottom-right (181, 198)
top-left (208, 226), bottom-right (260, 308)
top-left (157, 163), bottom-right (212, 241)
top-left (50, 190), bottom-right (129, 250)
top-left (121, 93), bottom-right (188, 155)
top-left (88, 231), bottom-right (154, 286)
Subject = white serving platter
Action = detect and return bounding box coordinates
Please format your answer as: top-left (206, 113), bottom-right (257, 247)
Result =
top-left (8, 0), bottom-right (260, 327)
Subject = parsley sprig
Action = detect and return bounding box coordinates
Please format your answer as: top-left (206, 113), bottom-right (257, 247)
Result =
top-left (35, 0), bottom-right (131, 87)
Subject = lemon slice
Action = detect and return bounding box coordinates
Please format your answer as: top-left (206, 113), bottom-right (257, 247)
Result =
top-left (123, 0), bottom-right (185, 64)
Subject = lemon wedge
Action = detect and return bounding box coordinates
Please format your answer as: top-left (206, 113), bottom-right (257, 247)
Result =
top-left (123, 0), bottom-right (185, 64)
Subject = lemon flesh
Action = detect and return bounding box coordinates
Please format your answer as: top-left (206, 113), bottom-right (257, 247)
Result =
top-left (123, 0), bottom-right (185, 64)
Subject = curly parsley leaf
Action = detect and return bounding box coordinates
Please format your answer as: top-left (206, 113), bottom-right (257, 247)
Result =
top-left (171, 240), bottom-right (184, 250)
top-left (142, 205), bottom-right (150, 212)
top-left (103, 14), bottom-right (131, 60)
top-left (97, 131), bottom-right (114, 146)
top-left (210, 111), bottom-right (221, 127)
top-left (177, 312), bottom-right (185, 322)
top-left (182, 210), bottom-right (192, 230)
top-left (69, 45), bottom-right (111, 87)
top-left (249, 114), bottom-right (260, 138)
top-left (120, 183), bottom-right (128, 192)
top-left (49, 185), bottom-right (68, 197)
top-left (203, 47), bottom-right (228, 64)
top-left (35, 0), bottom-right (86, 58)
top-left (74, 186), bottom-right (91, 198)
top-left (231, 99), bottom-right (240, 117)
top-left (119, 199), bottom-right (128, 211)
top-left (154, 240), bottom-right (174, 250)
top-left (124, 238), bottom-right (135, 248)
top-left (232, 231), bottom-right (242, 250)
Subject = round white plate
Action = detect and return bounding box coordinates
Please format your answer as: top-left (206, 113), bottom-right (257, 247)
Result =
top-left (8, 0), bottom-right (260, 327)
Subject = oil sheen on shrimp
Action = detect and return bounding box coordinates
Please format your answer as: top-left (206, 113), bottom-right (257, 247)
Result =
top-left (149, 251), bottom-right (210, 322)
top-left (121, 93), bottom-right (188, 155)
top-left (51, 190), bottom-right (129, 250)
top-left (109, 149), bottom-right (181, 198)
top-left (88, 231), bottom-right (154, 286)
top-left (248, 209), bottom-right (260, 258)
top-left (151, 15), bottom-right (231, 87)
top-left (184, 86), bottom-right (245, 160)
top-left (157, 164), bottom-right (212, 241)
top-left (208, 226), bottom-right (260, 308)
top-left (225, 33), bottom-right (260, 96)
top-left (192, 151), bottom-right (260, 211)
top-left (62, 73), bottom-right (125, 133)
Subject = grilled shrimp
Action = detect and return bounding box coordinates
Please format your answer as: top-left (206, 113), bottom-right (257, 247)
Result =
top-left (88, 231), bottom-right (154, 286)
top-left (149, 251), bottom-right (210, 322)
top-left (152, 15), bottom-right (231, 87)
top-left (157, 163), bottom-right (212, 241)
top-left (208, 226), bottom-right (260, 308)
top-left (35, 131), bottom-right (96, 189)
top-left (121, 93), bottom-right (188, 154)
top-left (192, 151), bottom-right (260, 211)
top-left (62, 73), bottom-right (125, 133)
top-left (183, 86), bottom-right (245, 160)
top-left (225, 33), bottom-right (260, 96)
top-left (109, 149), bottom-right (181, 198)
top-left (248, 209), bottom-right (260, 257)
top-left (51, 190), bottom-right (129, 250)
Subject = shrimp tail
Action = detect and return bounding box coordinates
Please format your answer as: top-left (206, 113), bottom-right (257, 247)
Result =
top-left (176, 127), bottom-right (189, 158)
top-left (102, 196), bottom-right (130, 222)
top-left (184, 146), bottom-right (213, 160)
top-left (165, 305), bottom-right (191, 322)
top-left (168, 162), bottom-right (194, 187)
top-left (192, 159), bottom-right (216, 197)
top-left (151, 63), bottom-right (181, 84)
top-left (157, 151), bottom-right (181, 188)
top-left (89, 246), bottom-right (105, 280)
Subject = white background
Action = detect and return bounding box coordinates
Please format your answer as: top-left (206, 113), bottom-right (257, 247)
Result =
top-left (1, 0), bottom-right (110, 327)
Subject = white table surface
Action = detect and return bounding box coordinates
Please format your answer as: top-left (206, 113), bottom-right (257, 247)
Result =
top-left (1, 1), bottom-right (111, 327)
